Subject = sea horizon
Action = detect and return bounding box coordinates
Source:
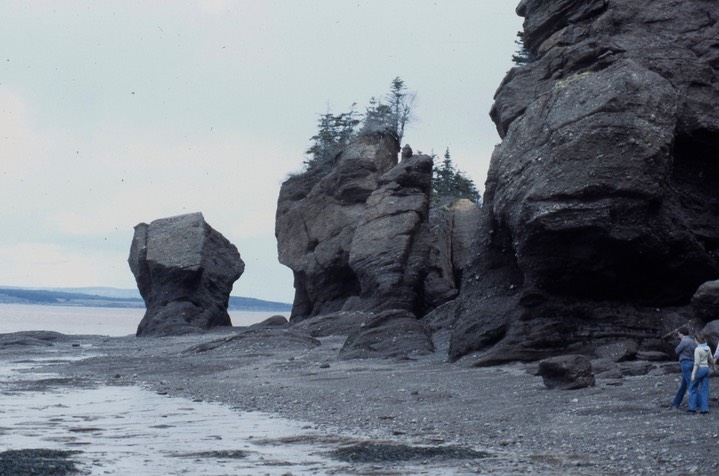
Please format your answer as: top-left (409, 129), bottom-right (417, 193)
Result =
top-left (0, 303), bottom-right (286, 337)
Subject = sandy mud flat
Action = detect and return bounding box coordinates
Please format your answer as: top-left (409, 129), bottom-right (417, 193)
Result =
top-left (1, 329), bottom-right (718, 475)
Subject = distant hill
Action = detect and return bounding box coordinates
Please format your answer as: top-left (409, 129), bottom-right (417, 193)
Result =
top-left (0, 287), bottom-right (292, 312)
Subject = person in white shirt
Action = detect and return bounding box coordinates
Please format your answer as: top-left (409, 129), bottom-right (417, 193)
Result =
top-left (688, 333), bottom-right (715, 414)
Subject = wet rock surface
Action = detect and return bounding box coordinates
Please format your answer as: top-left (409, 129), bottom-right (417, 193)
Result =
top-left (4, 329), bottom-right (719, 475)
top-left (329, 442), bottom-right (490, 463)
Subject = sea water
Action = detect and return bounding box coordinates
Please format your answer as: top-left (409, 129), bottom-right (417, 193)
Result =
top-left (0, 304), bottom-right (286, 336)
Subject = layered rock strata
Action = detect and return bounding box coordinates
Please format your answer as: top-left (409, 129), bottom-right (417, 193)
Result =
top-left (276, 132), bottom-right (470, 323)
top-left (448, 0), bottom-right (719, 363)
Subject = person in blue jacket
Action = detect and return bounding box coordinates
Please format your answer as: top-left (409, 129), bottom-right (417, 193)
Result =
top-left (671, 326), bottom-right (697, 409)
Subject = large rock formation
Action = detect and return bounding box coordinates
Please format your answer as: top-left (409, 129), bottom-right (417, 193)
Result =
top-left (447, 0), bottom-right (719, 364)
top-left (276, 132), bottom-right (462, 322)
top-left (129, 212), bottom-right (245, 337)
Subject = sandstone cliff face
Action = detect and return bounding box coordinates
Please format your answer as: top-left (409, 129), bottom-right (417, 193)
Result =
top-left (276, 133), bottom-right (402, 319)
top-left (448, 0), bottom-right (719, 363)
top-left (275, 132), bottom-right (477, 327)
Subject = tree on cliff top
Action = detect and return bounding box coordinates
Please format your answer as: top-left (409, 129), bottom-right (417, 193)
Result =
top-left (512, 31), bottom-right (535, 66)
top-left (361, 77), bottom-right (415, 143)
top-left (432, 148), bottom-right (481, 206)
top-left (304, 104), bottom-right (360, 171)
top-left (304, 77), bottom-right (415, 173)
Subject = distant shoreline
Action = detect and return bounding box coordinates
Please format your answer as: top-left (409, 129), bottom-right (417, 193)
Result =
top-left (0, 287), bottom-right (292, 313)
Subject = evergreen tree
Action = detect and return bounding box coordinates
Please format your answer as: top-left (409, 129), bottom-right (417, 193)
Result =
top-left (304, 104), bottom-right (360, 172)
top-left (512, 31), bottom-right (535, 66)
top-left (431, 148), bottom-right (481, 206)
top-left (361, 96), bottom-right (394, 137)
top-left (303, 77), bottom-right (415, 173)
top-left (386, 76), bottom-right (414, 142)
top-left (361, 77), bottom-right (414, 142)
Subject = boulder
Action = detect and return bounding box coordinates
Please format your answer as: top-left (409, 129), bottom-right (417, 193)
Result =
top-left (129, 212), bottom-right (244, 337)
top-left (700, 320), bottom-right (719, 352)
top-left (692, 280), bottom-right (719, 322)
top-left (537, 354), bottom-right (595, 390)
top-left (249, 315), bottom-right (288, 329)
top-left (618, 361), bottom-right (654, 377)
top-left (450, 0), bottom-right (719, 363)
top-left (635, 350), bottom-right (670, 362)
top-left (590, 358), bottom-right (622, 380)
top-left (339, 310), bottom-right (435, 360)
top-left (0, 331), bottom-right (68, 348)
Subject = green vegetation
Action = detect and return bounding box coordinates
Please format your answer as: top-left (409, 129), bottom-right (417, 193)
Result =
top-left (304, 79), bottom-right (481, 206)
top-left (512, 31), bottom-right (535, 66)
top-left (304, 77), bottom-right (415, 173)
top-left (432, 148), bottom-right (481, 206)
top-left (360, 77), bottom-right (414, 141)
top-left (304, 104), bottom-right (361, 172)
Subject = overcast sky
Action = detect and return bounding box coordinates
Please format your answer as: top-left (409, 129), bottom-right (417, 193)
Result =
top-left (0, 0), bottom-right (522, 303)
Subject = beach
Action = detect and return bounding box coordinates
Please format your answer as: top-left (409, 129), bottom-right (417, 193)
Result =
top-left (1, 326), bottom-right (718, 475)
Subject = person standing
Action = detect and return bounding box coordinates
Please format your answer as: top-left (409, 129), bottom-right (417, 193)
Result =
top-left (672, 326), bottom-right (697, 409)
top-left (689, 333), bottom-right (715, 414)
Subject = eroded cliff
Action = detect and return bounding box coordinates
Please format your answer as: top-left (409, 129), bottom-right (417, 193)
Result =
top-left (275, 132), bottom-right (477, 334)
top-left (447, 0), bottom-right (719, 364)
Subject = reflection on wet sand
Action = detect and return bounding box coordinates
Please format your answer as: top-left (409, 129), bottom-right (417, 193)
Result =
top-left (1, 371), bottom-right (345, 474)
top-left (0, 357), bottom-right (467, 475)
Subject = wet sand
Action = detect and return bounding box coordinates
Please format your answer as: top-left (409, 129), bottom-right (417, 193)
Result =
top-left (1, 329), bottom-right (718, 475)
top-left (1, 381), bottom-right (346, 475)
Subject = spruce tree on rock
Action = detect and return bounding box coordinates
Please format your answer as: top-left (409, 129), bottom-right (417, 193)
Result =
top-left (304, 105), bottom-right (360, 172)
top-left (303, 77), bottom-right (415, 173)
top-left (361, 77), bottom-right (415, 143)
top-left (431, 148), bottom-right (481, 206)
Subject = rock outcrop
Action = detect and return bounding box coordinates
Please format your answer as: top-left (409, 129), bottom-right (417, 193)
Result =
top-left (448, 0), bottom-right (719, 363)
top-left (692, 279), bottom-right (719, 322)
top-left (339, 309), bottom-right (434, 360)
top-left (537, 354), bottom-right (595, 390)
top-left (424, 199), bottom-right (482, 309)
top-left (276, 133), bottom-right (400, 319)
top-left (276, 132), bottom-right (464, 322)
top-left (129, 212), bottom-right (244, 337)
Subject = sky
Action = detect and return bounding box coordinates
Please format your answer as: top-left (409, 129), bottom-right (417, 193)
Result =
top-left (0, 0), bottom-right (523, 303)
